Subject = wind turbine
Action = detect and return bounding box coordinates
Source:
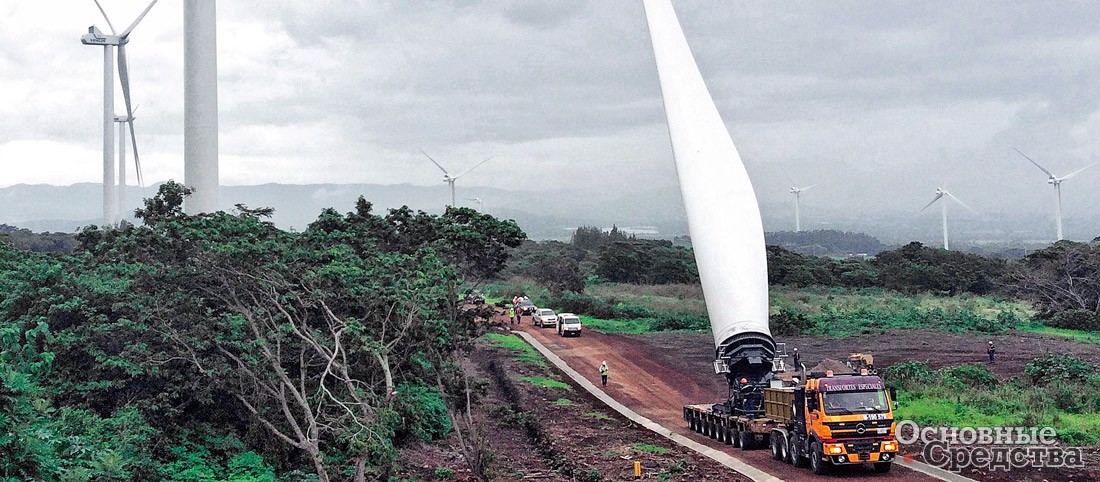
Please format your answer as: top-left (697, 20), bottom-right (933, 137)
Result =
top-left (81, 0), bottom-right (156, 226)
top-left (113, 110), bottom-right (132, 223)
top-left (921, 187), bottom-right (976, 251)
top-left (786, 178), bottom-right (816, 232)
top-left (1014, 148), bottom-right (1095, 241)
top-left (420, 150), bottom-right (493, 207)
top-left (464, 197), bottom-right (484, 209)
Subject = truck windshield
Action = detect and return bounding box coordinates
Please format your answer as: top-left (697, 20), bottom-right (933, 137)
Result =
top-left (822, 390), bottom-right (888, 415)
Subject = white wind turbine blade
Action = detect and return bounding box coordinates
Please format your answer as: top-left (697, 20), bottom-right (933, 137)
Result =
top-left (420, 150), bottom-right (450, 177)
top-left (117, 44), bottom-right (143, 186)
top-left (800, 184), bottom-right (817, 192)
top-left (92, 0), bottom-right (117, 34)
top-left (452, 156), bottom-right (493, 180)
top-left (644, 0), bottom-right (770, 349)
top-left (944, 191), bottom-right (978, 214)
top-left (1014, 148), bottom-right (1054, 178)
top-left (120, 0), bottom-right (158, 38)
top-left (921, 193), bottom-right (944, 212)
top-left (1060, 163), bottom-right (1096, 181)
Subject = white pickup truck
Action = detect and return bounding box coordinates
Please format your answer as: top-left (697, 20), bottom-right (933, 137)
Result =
top-left (556, 313), bottom-right (582, 337)
top-left (533, 308), bottom-right (558, 328)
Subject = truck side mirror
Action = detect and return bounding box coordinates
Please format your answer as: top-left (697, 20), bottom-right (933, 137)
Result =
top-left (889, 387), bottom-right (899, 410)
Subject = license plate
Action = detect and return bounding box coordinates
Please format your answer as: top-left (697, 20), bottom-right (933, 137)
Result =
top-left (858, 452), bottom-right (870, 461)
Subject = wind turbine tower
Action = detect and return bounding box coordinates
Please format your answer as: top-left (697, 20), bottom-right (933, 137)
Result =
top-left (184, 0), bottom-right (219, 214)
top-left (420, 150), bottom-right (492, 207)
top-left (81, 0), bottom-right (156, 226)
top-left (113, 111), bottom-right (133, 222)
top-left (788, 183), bottom-right (815, 232)
top-left (921, 187), bottom-right (976, 251)
top-left (1014, 148), bottom-right (1094, 241)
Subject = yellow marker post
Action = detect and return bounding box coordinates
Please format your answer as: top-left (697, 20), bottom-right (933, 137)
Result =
top-left (634, 460), bottom-right (641, 479)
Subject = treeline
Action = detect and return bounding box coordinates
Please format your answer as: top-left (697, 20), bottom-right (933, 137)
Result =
top-left (507, 227), bottom-right (1100, 329)
top-left (0, 223), bottom-right (76, 253)
top-left (0, 182), bottom-right (524, 481)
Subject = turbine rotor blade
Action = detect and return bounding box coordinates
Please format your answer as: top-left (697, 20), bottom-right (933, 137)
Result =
top-left (944, 192), bottom-right (977, 214)
top-left (1060, 163), bottom-right (1095, 181)
top-left (921, 193), bottom-right (944, 212)
top-left (1013, 148), bottom-right (1054, 178)
top-left (93, 0), bottom-right (117, 34)
top-left (117, 44), bottom-right (142, 186)
top-left (121, 0), bottom-right (159, 38)
top-left (801, 184), bottom-right (817, 191)
top-left (453, 155), bottom-right (493, 180)
top-left (420, 149), bottom-right (450, 176)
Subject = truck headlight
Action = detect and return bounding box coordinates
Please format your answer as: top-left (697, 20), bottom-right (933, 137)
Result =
top-left (881, 440), bottom-right (897, 452)
top-left (825, 443), bottom-right (844, 455)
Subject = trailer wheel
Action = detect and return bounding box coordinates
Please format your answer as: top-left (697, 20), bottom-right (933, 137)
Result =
top-left (810, 442), bottom-right (829, 475)
top-left (873, 462), bottom-right (892, 474)
top-left (723, 427), bottom-right (733, 445)
top-left (739, 429), bottom-right (753, 450)
top-left (731, 427), bottom-right (741, 448)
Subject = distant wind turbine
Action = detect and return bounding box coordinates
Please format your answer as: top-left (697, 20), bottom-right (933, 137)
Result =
top-left (420, 150), bottom-right (492, 207)
top-left (786, 179), bottom-right (816, 232)
top-left (81, 0), bottom-right (156, 226)
top-left (113, 105), bottom-right (142, 223)
top-left (921, 187), bottom-right (976, 251)
top-left (464, 197), bottom-right (484, 209)
top-left (1014, 148), bottom-right (1095, 241)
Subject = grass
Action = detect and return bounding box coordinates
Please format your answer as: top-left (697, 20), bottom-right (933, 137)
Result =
top-left (585, 412), bottom-right (613, 421)
top-left (552, 398), bottom-right (574, 405)
top-left (1019, 324), bottom-right (1100, 344)
top-left (484, 333), bottom-right (546, 368)
top-left (577, 315), bottom-right (656, 334)
top-left (519, 376), bottom-right (570, 390)
top-left (632, 443), bottom-right (668, 454)
top-left (887, 360), bottom-right (1100, 445)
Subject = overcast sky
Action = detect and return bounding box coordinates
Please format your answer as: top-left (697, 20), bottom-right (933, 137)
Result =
top-left (3, 1), bottom-right (1099, 221)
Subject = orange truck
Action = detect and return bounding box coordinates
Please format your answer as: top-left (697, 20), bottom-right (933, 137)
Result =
top-left (684, 371), bottom-right (899, 475)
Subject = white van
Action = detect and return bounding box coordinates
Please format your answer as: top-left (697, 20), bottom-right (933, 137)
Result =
top-left (556, 313), bottom-right (582, 337)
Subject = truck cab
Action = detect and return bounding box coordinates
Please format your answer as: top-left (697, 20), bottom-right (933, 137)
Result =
top-left (768, 373), bottom-right (899, 474)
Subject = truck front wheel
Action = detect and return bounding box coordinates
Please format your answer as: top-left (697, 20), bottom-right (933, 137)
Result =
top-left (810, 443), bottom-right (830, 475)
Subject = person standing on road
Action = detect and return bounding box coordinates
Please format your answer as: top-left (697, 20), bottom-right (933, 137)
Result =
top-left (599, 360), bottom-right (609, 386)
top-left (987, 341), bottom-right (996, 364)
top-left (508, 306), bottom-right (516, 325)
top-left (792, 347), bottom-right (801, 370)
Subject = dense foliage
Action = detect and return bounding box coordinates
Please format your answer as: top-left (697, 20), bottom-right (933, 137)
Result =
top-left (0, 182), bottom-right (524, 481)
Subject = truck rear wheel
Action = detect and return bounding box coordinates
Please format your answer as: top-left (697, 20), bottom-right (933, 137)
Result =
top-left (788, 436), bottom-right (806, 467)
top-left (810, 443), bottom-right (830, 475)
top-left (873, 462), bottom-right (892, 473)
top-left (731, 427), bottom-right (741, 448)
top-left (770, 434), bottom-right (786, 461)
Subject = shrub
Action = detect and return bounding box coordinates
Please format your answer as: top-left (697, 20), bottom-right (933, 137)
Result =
top-left (882, 361), bottom-right (938, 389)
top-left (434, 467), bottom-right (456, 480)
top-left (942, 364), bottom-right (998, 390)
top-left (1047, 309), bottom-right (1100, 331)
top-left (396, 384), bottom-right (452, 441)
top-left (1024, 355), bottom-right (1098, 386)
top-left (549, 292), bottom-right (617, 319)
top-left (770, 308), bottom-right (814, 336)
